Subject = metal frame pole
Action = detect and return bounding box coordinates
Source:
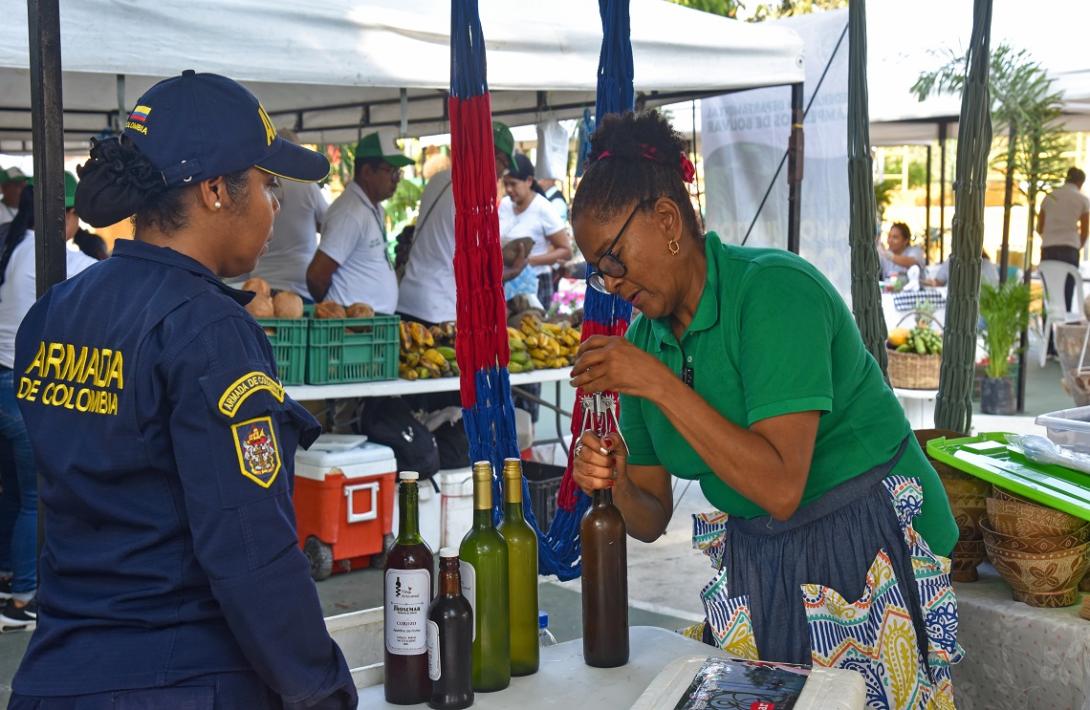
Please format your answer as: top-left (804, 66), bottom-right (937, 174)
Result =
top-left (27, 0), bottom-right (66, 553)
top-left (938, 121), bottom-right (948, 262)
top-left (786, 82), bottom-right (804, 254)
top-left (925, 144), bottom-right (932, 263)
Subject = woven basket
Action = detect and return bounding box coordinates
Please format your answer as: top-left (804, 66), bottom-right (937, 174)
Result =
top-left (888, 349), bottom-right (941, 389)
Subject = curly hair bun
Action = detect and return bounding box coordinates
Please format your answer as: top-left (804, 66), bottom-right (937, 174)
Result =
top-left (591, 111), bottom-right (686, 167)
top-left (75, 137), bottom-right (167, 227)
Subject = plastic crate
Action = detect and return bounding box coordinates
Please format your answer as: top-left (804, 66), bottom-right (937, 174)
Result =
top-left (255, 317), bottom-right (309, 385)
top-left (1036, 405), bottom-right (1090, 454)
top-left (522, 460), bottom-right (565, 533)
top-left (306, 314), bottom-right (400, 385)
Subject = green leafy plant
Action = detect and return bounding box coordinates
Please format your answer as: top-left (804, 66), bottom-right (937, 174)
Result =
top-left (978, 281), bottom-right (1031, 378)
top-left (874, 179), bottom-right (898, 222)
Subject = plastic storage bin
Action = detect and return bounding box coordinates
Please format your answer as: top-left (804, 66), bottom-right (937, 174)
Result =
top-left (306, 314), bottom-right (399, 385)
top-left (522, 460), bottom-right (564, 533)
top-left (294, 435), bottom-right (397, 580)
top-left (1036, 405), bottom-right (1090, 454)
top-left (255, 317), bottom-right (309, 385)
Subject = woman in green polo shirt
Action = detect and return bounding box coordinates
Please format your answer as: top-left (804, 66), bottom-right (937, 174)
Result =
top-left (569, 111), bottom-right (960, 710)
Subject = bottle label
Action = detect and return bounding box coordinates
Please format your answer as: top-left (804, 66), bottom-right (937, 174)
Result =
top-left (384, 568), bottom-right (431, 655)
top-left (459, 560), bottom-right (476, 641)
top-left (427, 620), bottom-right (441, 681)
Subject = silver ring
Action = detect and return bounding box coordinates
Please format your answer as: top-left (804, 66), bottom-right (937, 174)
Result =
top-left (575, 443), bottom-right (584, 458)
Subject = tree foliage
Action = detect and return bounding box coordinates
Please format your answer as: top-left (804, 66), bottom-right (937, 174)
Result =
top-left (667, 0), bottom-right (846, 21)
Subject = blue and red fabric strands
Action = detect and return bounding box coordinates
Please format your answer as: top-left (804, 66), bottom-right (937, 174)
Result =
top-left (450, 0), bottom-right (565, 575)
top-left (543, 0), bottom-right (636, 578)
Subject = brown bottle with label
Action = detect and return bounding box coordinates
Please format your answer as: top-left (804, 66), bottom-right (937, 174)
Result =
top-left (427, 548), bottom-right (474, 710)
top-left (580, 487), bottom-right (629, 668)
top-left (384, 471), bottom-right (435, 704)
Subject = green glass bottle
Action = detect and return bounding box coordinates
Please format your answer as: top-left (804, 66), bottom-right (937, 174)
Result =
top-left (497, 458), bottom-right (539, 676)
top-left (458, 461), bottom-right (511, 692)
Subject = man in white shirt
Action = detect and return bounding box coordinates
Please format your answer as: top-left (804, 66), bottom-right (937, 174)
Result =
top-left (1038, 167), bottom-right (1090, 313)
top-left (249, 128), bottom-right (329, 299)
top-left (306, 133), bottom-right (410, 312)
top-left (0, 167), bottom-right (28, 226)
top-left (396, 122), bottom-right (517, 325)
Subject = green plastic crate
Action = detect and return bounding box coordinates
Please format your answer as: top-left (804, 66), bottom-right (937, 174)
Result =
top-left (255, 317), bottom-right (309, 385)
top-left (927, 432), bottom-right (1090, 522)
top-left (306, 314), bottom-right (400, 385)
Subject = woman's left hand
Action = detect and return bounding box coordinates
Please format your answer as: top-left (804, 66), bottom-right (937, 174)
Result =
top-left (569, 335), bottom-right (671, 399)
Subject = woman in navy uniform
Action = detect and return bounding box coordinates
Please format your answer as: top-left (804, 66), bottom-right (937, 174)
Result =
top-left (8, 72), bottom-right (357, 709)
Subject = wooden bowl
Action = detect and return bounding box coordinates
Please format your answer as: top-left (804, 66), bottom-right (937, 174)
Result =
top-left (985, 539), bottom-right (1090, 608)
top-left (979, 515), bottom-right (1090, 553)
top-left (985, 497), bottom-right (1085, 538)
top-left (950, 538), bottom-right (987, 583)
top-left (948, 494), bottom-right (987, 541)
top-left (992, 486), bottom-right (1032, 504)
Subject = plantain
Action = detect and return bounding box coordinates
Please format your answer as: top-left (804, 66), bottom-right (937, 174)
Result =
top-left (404, 351), bottom-right (421, 367)
top-left (508, 361), bottom-right (526, 374)
top-left (436, 346), bottom-right (457, 361)
top-left (399, 322), bottom-right (413, 350)
top-left (422, 348), bottom-right (447, 367)
top-left (415, 366), bottom-right (432, 380)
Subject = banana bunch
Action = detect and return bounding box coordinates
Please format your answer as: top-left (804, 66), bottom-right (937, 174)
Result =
top-left (509, 314), bottom-right (582, 372)
top-left (891, 326), bottom-right (942, 356)
top-left (399, 321), bottom-right (459, 380)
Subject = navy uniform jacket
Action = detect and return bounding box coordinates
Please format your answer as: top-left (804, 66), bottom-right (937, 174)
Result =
top-left (12, 239), bottom-right (356, 707)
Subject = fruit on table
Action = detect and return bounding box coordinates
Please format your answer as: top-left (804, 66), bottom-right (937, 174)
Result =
top-left (272, 292), bottom-right (304, 319)
top-left (245, 294), bottom-right (275, 318)
top-left (516, 314), bottom-right (581, 370)
top-left (315, 301), bottom-right (348, 319)
top-left (889, 325), bottom-right (942, 356)
top-left (242, 277), bottom-right (271, 298)
top-left (346, 302), bottom-right (375, 318)
top-left (399, 322), bottom-right (458, 379)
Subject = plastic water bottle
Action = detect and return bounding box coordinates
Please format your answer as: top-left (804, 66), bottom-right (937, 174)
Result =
top-left (539, 611), bottom-right (558, 647)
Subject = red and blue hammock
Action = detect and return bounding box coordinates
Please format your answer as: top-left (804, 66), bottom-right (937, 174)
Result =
top-left (451, 0), bottom-right (634, 581)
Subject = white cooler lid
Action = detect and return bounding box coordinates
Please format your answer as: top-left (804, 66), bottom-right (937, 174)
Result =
top-left (295, 434), bottom-right (396, 481)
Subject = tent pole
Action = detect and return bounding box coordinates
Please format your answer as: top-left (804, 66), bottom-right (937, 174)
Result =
top-left (938, 121), bottom-right (948, 261)
top-left (787, 82), bottom-right (804, 254)
top-left (925, 144), bottom-right (932, 264)
top-left (27, 0), bottom-right (66, 555)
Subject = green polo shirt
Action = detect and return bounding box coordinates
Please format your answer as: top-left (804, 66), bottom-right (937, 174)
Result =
top-left (621, 232), bottom-right (957, 556)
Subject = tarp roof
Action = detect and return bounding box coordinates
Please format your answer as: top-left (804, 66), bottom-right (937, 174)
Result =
top-left (0, 0), bottom-right (804, 151)
top-left (867, 0), bottom-right (1090, 145)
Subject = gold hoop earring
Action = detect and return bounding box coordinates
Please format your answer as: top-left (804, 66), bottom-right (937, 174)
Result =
top-left (668, 239), bottom-right (680, 256)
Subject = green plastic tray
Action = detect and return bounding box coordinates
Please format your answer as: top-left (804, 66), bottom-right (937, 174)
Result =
top-left (306, 314), bottom-right (400, 385)
top-left (926, 433), bottom-right (1090, 522)
top-left (255, 317), bottom-right (309, 386)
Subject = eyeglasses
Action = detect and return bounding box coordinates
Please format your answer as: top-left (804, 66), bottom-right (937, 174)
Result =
top-left (587, 199), bottom-right (651, 294)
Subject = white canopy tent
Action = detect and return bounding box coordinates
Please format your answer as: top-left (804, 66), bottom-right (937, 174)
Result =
top-left (867, 0), bottom-right (1090, 146)
top-left (0, 0), bottom-right (804, 152)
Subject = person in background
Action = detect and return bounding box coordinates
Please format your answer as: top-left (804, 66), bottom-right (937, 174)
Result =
top-left (396, 122), bottom-right (517, 326)
top-left (71, 228), bottom-right (109, 261)
top-left (1037, 167), bottom-right (1089, 311)
top-left (879, 222), bottom-right (925, 279)
top-left (306, 132), bottom-right (410, 312)
top-left (923, 250), bottom-right (999, 288)
top-left (249, 127), bottom-right (329, 300)
top-left (0, 167), bottom-right (29, 225)
top-left (0, 173), bottom-right (97, 631)
top-left (500, 154), bottom-right (572, 311)
top-left (538, 176), bottom-right (569, 223)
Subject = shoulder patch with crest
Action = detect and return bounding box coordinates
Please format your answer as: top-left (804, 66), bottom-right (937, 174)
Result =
top-left (218, 371), bottom-right (284, 418)
top-left (231, 416), bottom-right (282, 488)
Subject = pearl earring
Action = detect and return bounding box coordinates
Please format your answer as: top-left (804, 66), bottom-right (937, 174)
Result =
top-left (214, 200), bottom-right (222, 209)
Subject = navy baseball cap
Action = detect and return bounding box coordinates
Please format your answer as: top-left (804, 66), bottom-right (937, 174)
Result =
top-left (123, 70), bottom-right (329, 186)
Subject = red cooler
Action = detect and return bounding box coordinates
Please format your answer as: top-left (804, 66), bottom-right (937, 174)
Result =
top-left (294, 434), bottom-right (397, 580)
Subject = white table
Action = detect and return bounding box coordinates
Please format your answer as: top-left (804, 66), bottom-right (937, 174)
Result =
top-left (285, 368), bottom-right (571, 401)
top-left (354, 626), bottom-right (864, 709)
top-left (952, 566), bottom-right (1090, 710)
top-left (882, 288), bottom-right (948, 333)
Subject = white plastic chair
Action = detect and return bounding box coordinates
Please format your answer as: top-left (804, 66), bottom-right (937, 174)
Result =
top-left (1038, 260), bottom-right (1086, 367)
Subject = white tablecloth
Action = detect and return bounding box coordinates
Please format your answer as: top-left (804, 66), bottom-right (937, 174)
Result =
top-left (882, 288), bottom-right (948, 333)
top-left (953, 565), bottom-right (1090, 710)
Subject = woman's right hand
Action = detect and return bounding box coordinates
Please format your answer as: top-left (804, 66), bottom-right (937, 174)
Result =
top-left (572, 429), bottom-right (627, 493)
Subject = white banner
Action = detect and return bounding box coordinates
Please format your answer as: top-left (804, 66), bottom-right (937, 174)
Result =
top-left (701, 9), bottom-right (850, 296)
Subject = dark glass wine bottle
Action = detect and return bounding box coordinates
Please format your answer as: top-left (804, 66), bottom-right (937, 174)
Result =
top-left (497, 457), bottom-right (539, 676)
top-left (384, 471), bottom-right (435, 704)
top-left (458, 461), bottom-right (511, 692)
top-left (427, 548), bottom-right (474, 710)
top-left (580, 487), bottom-right (629, 668)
